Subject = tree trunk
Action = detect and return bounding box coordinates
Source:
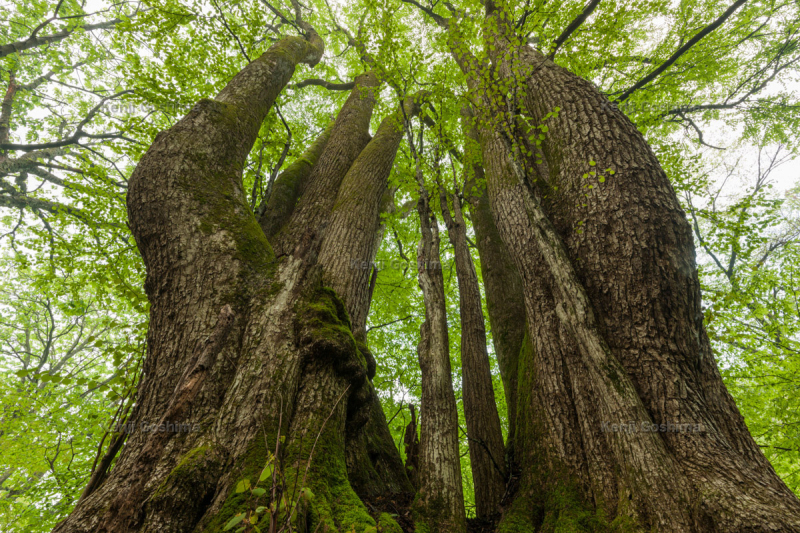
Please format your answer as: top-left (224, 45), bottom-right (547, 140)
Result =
top-left (403, 404), bottom-right (420, 489)
top-left (51, 32), bottom-right (409, 533)
top-left (315, 94), bottom-right (425, 512)
top-left (477, 7), bottom-right (800, 530)
top-left (438, 177), bottom-right (506, 519)
top-left (318, 94), bottom-right (425, 340)
top-left (413, 181), bottom-right (466, 533)
top-left (461, 106), bottom-right (526, 452)
top-left (257, 121), bottom-right (334, 239)
top-left (51, 31), bottom-right (325, 533)
top-left (272, 71), bottom-right (380, 257)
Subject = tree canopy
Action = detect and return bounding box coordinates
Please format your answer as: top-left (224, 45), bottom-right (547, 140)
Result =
top-left (0, 0), bottom-right (799, 530)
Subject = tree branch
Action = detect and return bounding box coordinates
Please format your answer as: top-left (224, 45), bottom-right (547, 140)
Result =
top-left (294, 78), bottom-right (356, 91)
top-left (0, 18), bottom-right (122, 59)
top-left (548, 0), bottom-right (601, 59)
top-left (0, 90), bottom-right (134, 151)
top-left (615, 0), bottom-right (749, 102)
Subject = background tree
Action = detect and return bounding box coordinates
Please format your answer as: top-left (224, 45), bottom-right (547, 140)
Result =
top-left (0, 0), bottom-right (798, 530)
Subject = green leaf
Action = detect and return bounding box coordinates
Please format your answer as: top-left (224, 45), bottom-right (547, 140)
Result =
top-left (259, 464), bottom-right (273, 482)
top-left (223, 513), bottom-right (245, 531)
top-left (235, 479), bottom-right (251, 493)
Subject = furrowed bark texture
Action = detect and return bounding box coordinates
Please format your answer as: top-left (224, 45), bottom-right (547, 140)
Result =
top-left (461, 107), bottom-right (526, 448)
top-left (315, 95), bottom-right (422, 512)
top-left (516, 43), bottom-right (800, 531)
top-left (258, 121), bottom-right (334, 239)
top-left (483, 127), bottom-right (694, 531)
top-left (318, 94), bottom-right (424, 339)
top-left (273, 72), bottom-right (380, 257)
top-left (52, 33), bottom-right (324, 533)
top-left (414, 188), bottom-right (466, 533)
top-left (439, 181), bottom-right (506, 519)
top-left (471, 8), bottom-right (800, 528)
top-left (53, 32), bottom-right (406, 533)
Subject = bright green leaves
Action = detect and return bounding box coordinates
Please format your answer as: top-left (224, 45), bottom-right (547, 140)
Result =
top-left (223, 513), bottom-right (245, 531)
top-left (235, 479), bottom-right (251, 493)
top-left (259, 462), bottom-right (274, 483)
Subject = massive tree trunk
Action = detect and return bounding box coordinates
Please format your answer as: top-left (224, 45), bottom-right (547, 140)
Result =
top-left (438, 177), bottom-right (506, 519)
top-left (52, 29), bottom-right (413, 532)
top-left (474, 6), bottom-right (800, 531)
top-left (412, 179), bottom-right (466, 533)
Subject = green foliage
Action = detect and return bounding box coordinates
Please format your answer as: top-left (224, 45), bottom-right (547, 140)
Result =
top-left (0, 0), bottom-right (798, 529)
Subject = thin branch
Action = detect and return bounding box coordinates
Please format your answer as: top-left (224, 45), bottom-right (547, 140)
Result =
top-left (210, 0), bottom-right (251, 62)
top-left (0, 90), bottom-right (134, 151)
top-left (548, 0), bottom-right (601, 59)
top-left (294, 78), bottom-right (356, 91)
top-left (264, 104), bottom-right (291, 200)
top-left (0, 18), bottom-right (123, 58)
top-left (615, 0), bottom-right (749, 102)
top-left (367, 315), bottom-right (414, 333)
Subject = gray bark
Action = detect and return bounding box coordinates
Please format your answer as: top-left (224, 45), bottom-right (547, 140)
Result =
top-left (439, 177), bottom-right (506, 519)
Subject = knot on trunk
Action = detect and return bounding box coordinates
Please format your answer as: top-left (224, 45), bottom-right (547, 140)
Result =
top-left (295, 287), bottom-right (369, 391)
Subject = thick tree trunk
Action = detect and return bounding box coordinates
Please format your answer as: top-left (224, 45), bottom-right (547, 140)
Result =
top-left (413, 182), bottom-right (466, 533)
top-left (482, 127), bottom-right (694, 531)
top-left (477, 7), bottom-right (800, 530)
top-left (52, 32), bottom-right (410, 533)
top-left (52, 32), bottom-right (325, 533)
top-left (519, 46), bottom-right (800, 530)
top-left (439, 179), bottom-right (506, 519)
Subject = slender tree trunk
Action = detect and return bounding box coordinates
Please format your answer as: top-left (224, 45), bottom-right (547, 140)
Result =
top-left (403, 404), bottom-right (420, 489)
top-left (438, 177), bottom-right (506, 519)
top-left (461, 107), bottom-right (526, 451)
top-left (413, 179), bottom-right (466, 533)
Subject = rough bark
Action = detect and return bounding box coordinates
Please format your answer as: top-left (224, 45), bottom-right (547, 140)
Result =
top-left (257, 121), bottom-right (334, 239)
top-left (51, 31), bottom-right (401, 533)
top-left (345, 388), bottom-right (415, 503)
top-left (318, 94), bottom-right (425, 340)
top-left (413, 181), bottom-right (466, 533)
top-left (477, 7), bottom-right (800, 529)
top-left (314, 95), bottom-right (425, 511)
top-left (461, 107), bottom-right (526, 450)
top-left (482, 127), bottom-right (694, 531)
top-left (438, 178), bottom-right (506, 519)
top-left (272, 71), bottom-right (380, 257)
top-left (520, 47), bottom-right (800, 530)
